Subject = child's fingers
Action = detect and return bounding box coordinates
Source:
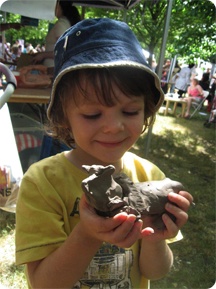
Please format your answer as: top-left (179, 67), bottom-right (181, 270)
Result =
top-left (162, 213), bottom-right (179, 236)
top-left (80, 194), bottom-right (129, 232)
top-left (168, 192), bottom-right (191, 212)
top-left (178, 190), bottom-right (194, 205)
top-left (96, 212), bottom-right (129, 232)
top-left (100, 214), bottom-right (137, 240)
top-left (104, 218), bottom-right (144, 248)
top-left (165, 202), bottom-right (188, 228)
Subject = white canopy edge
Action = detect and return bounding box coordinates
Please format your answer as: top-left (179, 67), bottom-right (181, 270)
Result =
top-left (72, 0), bottom-right (141, 9)
top-left (0, 0), bottom-right (56, 21)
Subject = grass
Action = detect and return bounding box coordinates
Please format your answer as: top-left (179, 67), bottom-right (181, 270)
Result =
top-left (0, 104), bottom-right (215, 289)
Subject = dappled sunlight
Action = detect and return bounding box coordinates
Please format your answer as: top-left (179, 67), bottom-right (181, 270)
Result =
top-left (137, 110), bottom-right (216, 289)
top-left (0, 231), bottom-right (15, 269)
top-left (151, 114), bottom-right (215, 160)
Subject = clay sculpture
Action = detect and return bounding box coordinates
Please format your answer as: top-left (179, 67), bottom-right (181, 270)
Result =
top-left (81, 165), bottom-right (185, 229)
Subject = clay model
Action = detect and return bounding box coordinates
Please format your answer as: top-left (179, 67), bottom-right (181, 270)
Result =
top-left (81, 165), bottom-right (185, 229)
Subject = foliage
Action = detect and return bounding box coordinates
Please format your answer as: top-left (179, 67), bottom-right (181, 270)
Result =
top-left (1, 0), bottom-right (215, 63)
top-left (0, 12), bottom-right (55, 47)
top-left (167, 0), bottom-right (216, 63)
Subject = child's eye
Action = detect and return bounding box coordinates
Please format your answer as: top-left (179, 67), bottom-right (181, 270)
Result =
top-left (123, 111), bottom-right (139, 116)
top-left (82, 114), bottom-right (101, 119)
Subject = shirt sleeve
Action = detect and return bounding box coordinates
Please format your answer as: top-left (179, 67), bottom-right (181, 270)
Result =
top-left (15, 175), bottom-right (68, 265)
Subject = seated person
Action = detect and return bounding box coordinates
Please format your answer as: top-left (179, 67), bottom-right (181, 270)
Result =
top-left (199, 73), bottom-right (210, 91)
top-left (210, 95), bottom-right (216, 123)
top-left (182, 78), bottom-right (204, 118)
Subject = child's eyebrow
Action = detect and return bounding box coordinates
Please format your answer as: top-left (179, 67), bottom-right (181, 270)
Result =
top-left (79, 97), bottom-right (143, 107)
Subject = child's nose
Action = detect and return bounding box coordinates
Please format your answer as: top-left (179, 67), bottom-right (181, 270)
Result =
top-left (102, 116), bottom-right (124, 133)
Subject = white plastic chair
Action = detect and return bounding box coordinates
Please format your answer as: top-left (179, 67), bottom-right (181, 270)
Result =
top-left (189, 90), bottom-right (209, 119)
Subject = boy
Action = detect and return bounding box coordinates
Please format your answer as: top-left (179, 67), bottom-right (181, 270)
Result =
top-left (15, 18), bottom-right (193, 289)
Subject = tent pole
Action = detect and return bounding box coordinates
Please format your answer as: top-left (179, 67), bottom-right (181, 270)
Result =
top-left (123, 8), bottom-right (127, 22)
top-left (2, 12), bottom-right (6, 55)
top-left (144, 0), bottom-right (174, 159)
top-left (156, 0), bottom-right (173, 80)
top-left (81, 6), bottom-right (85, 20)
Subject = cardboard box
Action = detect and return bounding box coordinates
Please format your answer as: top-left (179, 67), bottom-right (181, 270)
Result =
top-left (16, 53), bottom-right (42, 69)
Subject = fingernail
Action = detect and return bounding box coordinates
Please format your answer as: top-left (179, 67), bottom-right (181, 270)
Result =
top-left (169, 192), bottom-right (177, 198)
top-left (147, 229), bottom-right (154, 235)
top-left (128, 215), bottom-right (136, 223)
top-left (166, 203), bottom-right (172, 209)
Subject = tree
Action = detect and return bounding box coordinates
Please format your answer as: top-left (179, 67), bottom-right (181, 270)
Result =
top-left (122, 0), bottom-right (215, 65)
top-left (1, 0), bottom-right (215, 64)
top-left (0, 12), bottom-right (54, 47)
top-left (167, 0), bottom-right (216, 63)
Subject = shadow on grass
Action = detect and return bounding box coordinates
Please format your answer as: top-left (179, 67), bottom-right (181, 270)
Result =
top-left (130, 117), bottom-right (215, 289)
top-left (0, 210), bottom-right (16, 235)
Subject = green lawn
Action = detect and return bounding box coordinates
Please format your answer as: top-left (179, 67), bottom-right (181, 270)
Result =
top-left (0, 105), bottom-right (215, 289)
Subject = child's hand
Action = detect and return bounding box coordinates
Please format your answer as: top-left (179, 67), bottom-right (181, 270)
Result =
top-left (79, 194), bottom-right (143, 248)
top-left (140, 191), bottom-right (193, 243)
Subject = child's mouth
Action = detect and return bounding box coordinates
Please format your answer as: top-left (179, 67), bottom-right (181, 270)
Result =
top-left (96, 140), bottom-right (124, 148)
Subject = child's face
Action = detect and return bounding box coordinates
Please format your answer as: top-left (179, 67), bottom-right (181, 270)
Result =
top-left (65, 78), bottom-right (145, 167)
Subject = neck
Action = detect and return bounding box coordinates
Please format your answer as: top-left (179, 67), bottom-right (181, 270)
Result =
top-left (65, 150), bottom-right (123, 174)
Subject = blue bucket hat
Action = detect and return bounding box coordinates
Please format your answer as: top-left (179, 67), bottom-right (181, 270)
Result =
top-left (47, 18), bottom-right (164, 119)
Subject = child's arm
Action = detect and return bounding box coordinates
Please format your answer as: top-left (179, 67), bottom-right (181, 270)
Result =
top-left (139, 191), bottom-right (193, 280)
top-left (27, 220), bottom-right (103, 288)
top-left (27, 194), bottom-right (144, 288)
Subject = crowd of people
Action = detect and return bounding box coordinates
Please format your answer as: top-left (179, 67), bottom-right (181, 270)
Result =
top-left (152, 58), bottom-right (216, 119)
top-left (0, 38), bottom-right (46, 63)
top-left (0, 0), bottom-right (81, 74)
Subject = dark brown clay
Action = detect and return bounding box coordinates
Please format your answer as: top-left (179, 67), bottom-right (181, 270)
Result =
top-left (82, 165), bottom-right (185, 229)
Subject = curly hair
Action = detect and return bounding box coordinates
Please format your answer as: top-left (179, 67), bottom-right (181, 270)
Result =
top-left (47, 67), bottom-right (161, 148)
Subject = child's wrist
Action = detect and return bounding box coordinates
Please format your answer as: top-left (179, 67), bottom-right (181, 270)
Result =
top-left (75, 222), bottom-right (103, 247)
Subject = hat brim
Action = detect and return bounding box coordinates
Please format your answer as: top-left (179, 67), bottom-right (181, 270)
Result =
top-left (48, 60), bottom-right (164, 119)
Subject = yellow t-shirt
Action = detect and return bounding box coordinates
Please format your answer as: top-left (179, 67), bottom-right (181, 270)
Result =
top-left (15, 151), bottom-right (181, 289)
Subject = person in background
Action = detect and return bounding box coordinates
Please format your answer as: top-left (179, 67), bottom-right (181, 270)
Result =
top-left (199, 71), bottom-right (211, 110)
top-left (151, 59), bottom-right (157, 72)
top-left (181, 78), bottom-right (204, 118)
top-left (0, 35), bottom-right (13, 61)
top-left (175, 63), bottom-right (195, 98)
top-left (33, 0), bottom-right (81, 74)
top-left (41, 43), bottom-right (46, 52)
top-left (0, 22), bottom-right (22, 87)
top-left (199, 71), bottom-right (210, 91)
top-left (35, 44), bottom-right (41, 53)
top-left (210, 94), bottom-right (216, 122)
top-left (158, 59), bottom-right (171, 94)
top-left (18, 44), bottom-right (22, 56)
top-left (27, 43), bottom-right (34, 54)
top-left (170, 73), bottom-right (179, 93)
top-left (15, 18), bottom-right (193, 289)
top-left (208, 74), bottom-right (216, 112)
top-left (23, 43), bottom-right (28, 54)
top-left (168, 61), bottom-right (181, 93)
top-left (9, 44), bottom-right (19, 70)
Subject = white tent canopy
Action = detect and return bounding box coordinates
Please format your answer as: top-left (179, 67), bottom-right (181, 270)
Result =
top-left (0, 0), bottom-right (56, 20)
top-left (0, 0), bottom-right (141, 21)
